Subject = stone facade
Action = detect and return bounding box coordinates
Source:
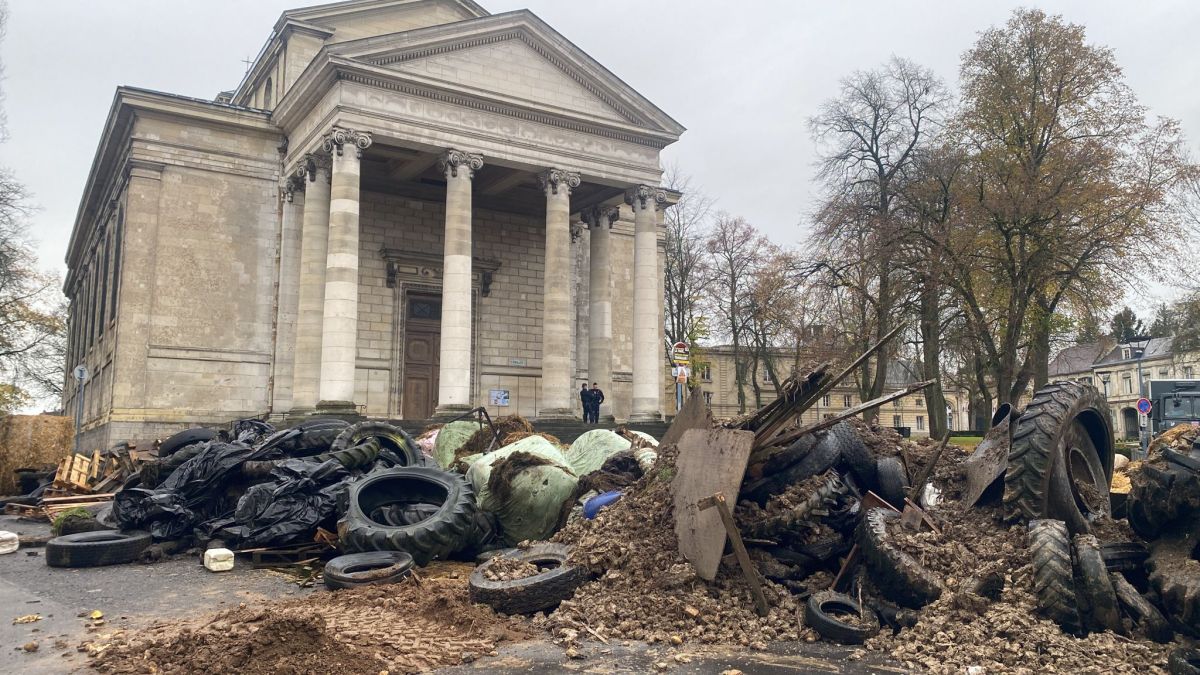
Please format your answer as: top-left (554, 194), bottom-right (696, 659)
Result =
top-left (63, 0), bottom-right (683, 449)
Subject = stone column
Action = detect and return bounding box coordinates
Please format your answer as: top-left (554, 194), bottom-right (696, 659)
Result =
top-left (291, 154), bottom-right (331, 414)
top-left (317, 128), bottom-right (372, 413)
top-left (435, 149), bottom-right (484, 417)
top-left (627, 185), bottom-right (667, 422)
top-left (537, 169), bottom-right (581, 419)
top-left (270, 175), bottom-right (306, 416)
top-left (586, 206), bottom-right (618, 422)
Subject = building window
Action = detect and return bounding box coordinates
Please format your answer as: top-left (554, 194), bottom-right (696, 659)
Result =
top-left (1123, 375), bottom-right (1132, 394)
top-left (264, 77), bottom-right (273, 108)
top-left (823, 413), bottom-right (835, 420)
top-left (916, 397), bottom-right (924, 407)
top-left (893, 399), bottom-right (901, 408)
top-left (916, 416), bottom-right (925, 431)
top-left (892, 414), bottom-right (901, 427)
top-left (703, 391), bottom-right (712, 405)
top-left (699, 365), bottom-right (711, 381)
top-left (843, 394), bottom-right (852, 408)
top-left (1080, 377), bottom-right (1092, 386)
top-left (1186, 366), bottom-right (1195, 379)
top-left (948, 413), bottom-right (954, 430)
top-left (822, 395), bottom-right (831, 407)
top-left (1122, 347), bottom-right (1131, 360)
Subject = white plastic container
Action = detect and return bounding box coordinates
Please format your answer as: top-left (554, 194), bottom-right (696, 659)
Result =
top-left (203, 547), bottom-right (235, 572)
top-left (0, 531), bottom-right (18, 555)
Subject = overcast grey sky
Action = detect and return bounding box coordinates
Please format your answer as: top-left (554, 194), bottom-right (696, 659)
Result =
top-left (2, 0), bottom-right (1199, 310)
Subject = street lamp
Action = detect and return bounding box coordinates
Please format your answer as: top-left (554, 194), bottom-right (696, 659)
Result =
top-left (1129, 336), bottom-right (1151, 460)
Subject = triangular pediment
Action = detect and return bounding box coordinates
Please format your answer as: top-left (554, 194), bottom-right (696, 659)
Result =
top-left (325, 11), bottom-right (685, 137)
top-left (380, 36), bottom-right (630, 124)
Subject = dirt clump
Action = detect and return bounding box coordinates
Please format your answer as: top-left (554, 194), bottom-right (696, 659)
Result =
top-left (458, 415), bottom-right (533, 460)
top-left (544, 445), bottom-right (807, 647)
top-left (488, 451), bottom-right (557, 503)
top-left (501, 431), bottom-right (563, 447)
top-left (576, 451), bottom-right (644, 495)
top-left (483, 557), bottom-right (543, 582)
top-left (92, 575), bottom-right (530, 674)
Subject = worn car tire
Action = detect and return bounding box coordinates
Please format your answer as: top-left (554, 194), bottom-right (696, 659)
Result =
top-left (876, 457), bottom-right (910, 510)
top-left (323, 551), bottom-right (414, 590)
top-left (45, 530), bottom-right (153, 568)
top-left (805, 590), bottom-right (880, 645)
top-left (1111, 572), bottom-right (1173, 643)
top-left (858, 508), bottom-right (942, 608)
top-left (339, 466), bottom-right (478, 565)
top-left (1027, 519), bottom-right (1083, 634)
top-left (1148, 534), bottom-right (1200, 633)
top-left (469, 543), bottom-right (588, 615)
top-left (1101, 542), bottom-right (1150, 574)
top-left (1004, 382), bottom-right (1113, 534)
top-left (158, 428), bottom-right (217, 456)
top-left (827, 422), bottom-right (877, 492)
top-left (796, 532), bottom-right (853, 563)
top-left (1074, 534), bottom-right (1123, 634)
top-left (1169, 648), bottom-right (1200, 675)
top-left (331, 422), bottom-right (422, 467)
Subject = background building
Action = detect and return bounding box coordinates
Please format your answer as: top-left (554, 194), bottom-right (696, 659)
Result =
top-left (62, 0), bottom-right (683, 449)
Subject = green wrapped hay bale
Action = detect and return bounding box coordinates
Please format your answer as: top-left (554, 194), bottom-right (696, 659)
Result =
top-left (565, 429), bottom-right (632, 477)
top-left (466, 435), bottom-right (578, 544)
top-left (434, 420), bottom-right (483, 468)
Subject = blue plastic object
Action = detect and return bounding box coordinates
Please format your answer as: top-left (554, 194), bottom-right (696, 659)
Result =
top-left (583, 490), bottom-right (623, 519)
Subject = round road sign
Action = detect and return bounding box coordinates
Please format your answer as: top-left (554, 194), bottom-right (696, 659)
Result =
top-left (1136, 397), bottom-right (1152, 415)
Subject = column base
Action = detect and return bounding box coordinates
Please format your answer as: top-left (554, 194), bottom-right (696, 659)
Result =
top-left (432, 404), bottom-right (473, 421)
top-left (285, 406), bottom-right (316, 424)
top-left (536, 408), bottom-right (577, 422)
top-left (598, 415), bottom-right (616, 424)
top-left (314, 400), bottom-right (363, 422)
top-left (628, 411), bottom-right (662, 423)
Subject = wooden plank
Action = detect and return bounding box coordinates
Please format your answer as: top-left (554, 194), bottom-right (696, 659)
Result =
top-left (766, 380), bottom-right (935, 449)
top-left (698, 492), bottom-right (769, 616)
top-left (40, 493), bottom-right (116, 503)
top-left (659, 388), bottom-right (713, 448)
top-left (671, 427), bottom-right (754, 581)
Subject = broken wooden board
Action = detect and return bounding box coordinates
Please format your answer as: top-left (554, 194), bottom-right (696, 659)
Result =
top-left (659, 388), bottom-right (713, 449)
top-left (672, 427), bottom-right (754, 581)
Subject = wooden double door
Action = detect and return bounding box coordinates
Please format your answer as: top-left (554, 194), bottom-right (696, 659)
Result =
top-left (402, 294), bottom-right (441, 420)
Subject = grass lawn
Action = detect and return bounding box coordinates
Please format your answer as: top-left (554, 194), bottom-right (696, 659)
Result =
top-left (949, 436), bottom-right (983, 449)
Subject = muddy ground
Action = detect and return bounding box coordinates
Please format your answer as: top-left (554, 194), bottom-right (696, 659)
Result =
top-left (0, 515), bottom-right (902, 675)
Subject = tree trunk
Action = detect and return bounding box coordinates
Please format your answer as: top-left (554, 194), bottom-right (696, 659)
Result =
top-left (919, 279), bottom-right (947, 438)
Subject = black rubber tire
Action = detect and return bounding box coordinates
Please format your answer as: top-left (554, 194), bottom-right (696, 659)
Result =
top-left (323, 551), bottom-right (414, 590)
top-left (468, 542), bottom-right (588, 615)
top-left (331, 422), bottom-right (422, 467)
top-left (805, 590), bottom-right (880, 645)
top-left (339, 466), bottom-right (478, 566)
top-left (1004, 381), bottom-right (1114, 534)
top-left (1169, 648), bottom-right (1200, 675)
top-left (314, 437), bottom-right (382, 470)
top-left (45, 530), bottom-right (153, 568)
top-left (858, 508), bottom-right (942, 608)
top-left (261, 418), bottom-right (349, 458)
top-left (1101, 542), bottom-right (1150, 574)
top-left (1074, 534), bottom-right (1123, 634)
top-left (1111, 572), bottom-right (1173, 643)
top-left (1127, 463), bottom-right (1176, 540)
top-left (742, 433), bottom-right (838, 505)
top-left (796, 532), bottom-right (852, 563)
top-left (1148, 535), bottom-right (1200, 634)
top-left (827, 422), bottom-right (877, 492)
top-left (1164, 448), bottom-right (1200, 473)
top-left (158, 428), bottom-right (217, 456)
top-left (1026, 519), bottom-right (1083, 634)
top-left (876, 456), bottom-right (909, 510)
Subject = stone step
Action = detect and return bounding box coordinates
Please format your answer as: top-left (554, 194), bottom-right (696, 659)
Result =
top-left (388, 418), bottom-right (671, 445)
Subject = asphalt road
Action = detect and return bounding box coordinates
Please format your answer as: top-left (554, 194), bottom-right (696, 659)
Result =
top-left (0, 515), bottom-right (906, 675)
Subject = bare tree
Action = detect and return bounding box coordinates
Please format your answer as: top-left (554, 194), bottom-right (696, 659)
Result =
top-left (704, 214), bottom-right (770, 414)
top-left (662, 164), bottom-right (713, 350)
top-left (808, 57), bottom-right (949, 421)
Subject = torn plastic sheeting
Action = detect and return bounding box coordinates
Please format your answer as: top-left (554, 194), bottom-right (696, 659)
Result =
top-left (114, 441), bottom-right (269, 540)
top-left (565, 429), bottom-right (632, 476)
top-left (228, 458), bottom-right (351, 548)
top-left (434, 420), bottom-right (484, 469)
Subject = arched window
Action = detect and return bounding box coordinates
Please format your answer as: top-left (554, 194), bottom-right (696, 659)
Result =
top-left (264, 77), bottom-right (273, 108)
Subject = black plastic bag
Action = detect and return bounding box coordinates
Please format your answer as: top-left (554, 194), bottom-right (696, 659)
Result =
top-left (114, 441), bottom-right (267, 540)
top-left (229, 459), bottom-right (353, 548)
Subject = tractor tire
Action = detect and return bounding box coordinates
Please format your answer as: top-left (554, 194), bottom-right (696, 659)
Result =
top-left (1073, 534), bottom-right (1123, 634)
top-left (339, 466), bottom-right (477, 566)
top-left (1026, 519), bottom-right (1083, 634)
top-left (1148, 534), bottom-right (1200, 634)
top-left (260, 418), bottom-right (349, 458)
top-left (45, 530), bottom-right (153, 568)
top-left (158, 428), bottom-right (217, 456)
top-left (331, 422), bottom-right (422, 467)
top-left (828, 422), bottom-right (877, 492)
top-left (1111, 572), bottom-right (1173, 643)
top-left (858, 508), bottom-right (942, 609)
top-left (1004, 381), bottom-right (1114, 534)
top-left (876, 457), bottom-right (910, 510)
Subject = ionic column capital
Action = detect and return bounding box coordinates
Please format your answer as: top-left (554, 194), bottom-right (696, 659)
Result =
top-left (539, 168), bottom-right (581, 197)
top-left (582, 205), bottom-right (619, 229)
top-left (321, 127), bottom-right (373, 158)
top-left (440, 149), bottom-right (484, 179)
top-left (625, 184), bottom-right (667, 211)
top-left (302, 153), bottom-right (332, 183)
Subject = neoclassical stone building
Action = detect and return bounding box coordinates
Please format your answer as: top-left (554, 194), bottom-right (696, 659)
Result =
top-left (63, 0), bottom-right (683, 449)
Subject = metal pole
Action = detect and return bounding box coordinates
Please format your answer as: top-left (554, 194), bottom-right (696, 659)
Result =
top-left (1137, 352), bottom-right (1148, 460)
top-left (74, 378), bottom-right (84, 455)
